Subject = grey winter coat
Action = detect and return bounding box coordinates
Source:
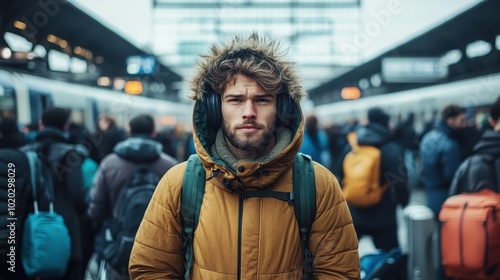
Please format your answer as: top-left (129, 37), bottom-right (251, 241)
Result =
top-left (88, 137), bottom-right (178, 229)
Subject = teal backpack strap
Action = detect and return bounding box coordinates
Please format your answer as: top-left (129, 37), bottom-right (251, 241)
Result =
top-left (24, 151), bottom-right (39, 211)
top-left (293, 153), bottom-right (316, 279)
top-left (181, 154), bottom-right (206, 279)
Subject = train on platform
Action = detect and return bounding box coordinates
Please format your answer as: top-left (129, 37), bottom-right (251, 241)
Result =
top-left (315, 73), bottom-right (500, 131)
top-left (0, 69), bottom-right (194, 133)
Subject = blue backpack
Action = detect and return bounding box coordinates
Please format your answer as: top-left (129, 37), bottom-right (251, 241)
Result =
top-left (360, 247), bottom-right (406, 280)
top-left (22, 151), bottom-right (71, 278)
top-left (181, 153), bottom-right (316, 279)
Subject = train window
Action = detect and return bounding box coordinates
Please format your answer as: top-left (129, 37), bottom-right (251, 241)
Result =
top-left (0, 84), bottom-right (16, 120)
top-left (70, 109), bottom-right (85, 126)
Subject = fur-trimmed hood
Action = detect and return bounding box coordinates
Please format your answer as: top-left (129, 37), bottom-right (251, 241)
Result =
top-left (187, 33), bottom-right (308, 192)
top-left (188, 33), bottom-right (307, 102)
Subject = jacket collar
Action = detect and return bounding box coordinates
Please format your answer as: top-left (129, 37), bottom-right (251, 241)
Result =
top-left (192, 101), bottom-right (304, 193)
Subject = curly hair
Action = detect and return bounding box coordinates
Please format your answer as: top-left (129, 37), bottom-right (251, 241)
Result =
top-left (188, 33), bottom-right (307, 102)
top-left (204, 48), bottom-right (286, 97)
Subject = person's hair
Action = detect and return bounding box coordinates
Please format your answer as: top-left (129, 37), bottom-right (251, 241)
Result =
top-left (441, 104), bottom-right (465, 121)
top-left (99, 115), bottom-right (116, 126)
top-left (367, 107), bottom-right (390, 127)
top-left (189, 33), bottom-right (308, 102)
top-left (41, 107), bottom-right (71, 130)
top-left (204, 48), bottom-right (286, 97)
top-left (305, 115), bottom-right (319, 146)
top-left (129, 114), bottom-right (155, 136)
top-left (490, 100), bottom-right (500, 122)
top-left (0, 117), bottom-right (22, 148)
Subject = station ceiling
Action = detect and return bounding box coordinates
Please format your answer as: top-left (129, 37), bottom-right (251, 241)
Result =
top-left (0, 0), bottom-right (182, 89)
top-left (310, 0), bottom-right (500, 105)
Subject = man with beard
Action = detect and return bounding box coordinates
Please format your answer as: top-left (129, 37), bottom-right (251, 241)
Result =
top-left (420, 104), bottom-right (466, 217)
top-left (449, 99), bottom-right (500, 195)
top-left (129, 33), bottom-right (360, 279)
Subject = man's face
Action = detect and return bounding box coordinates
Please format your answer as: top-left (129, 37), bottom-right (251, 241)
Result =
top-left (448, 113), bottom-right (466, 130)
top-left (221, 74), bottom-right (277, 159)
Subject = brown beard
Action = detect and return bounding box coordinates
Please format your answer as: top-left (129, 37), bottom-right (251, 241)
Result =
top-left (223, 121), bottom-right (275, 152)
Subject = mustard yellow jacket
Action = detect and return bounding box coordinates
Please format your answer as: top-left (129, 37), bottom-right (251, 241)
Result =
top-left (129, 115), bottom-right (360, 279)
top-left (129, 35), bottom-right (360, 279)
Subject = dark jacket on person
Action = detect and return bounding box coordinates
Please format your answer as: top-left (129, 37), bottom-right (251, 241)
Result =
top-left (21, 128), bottom-right (88, 262)
top-left (347, 123), bottom-right (409, 229)
top-left (97, 125), bottom-right (127, 162)
top-left (88, 136), bottom-right (178, 230)
top-left (449, 130), bottom-right (500, 196)
top-left (419, 121), bottom-right (463, 215)
top-left (0, 148), bottom-right (31, 279)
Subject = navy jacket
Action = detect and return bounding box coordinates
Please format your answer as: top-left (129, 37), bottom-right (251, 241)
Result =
top-left (420, 121), bottom-right (463, 191)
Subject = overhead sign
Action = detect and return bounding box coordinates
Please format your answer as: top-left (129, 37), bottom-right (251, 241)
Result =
top-left (381, 57), bottom-right (448, 83)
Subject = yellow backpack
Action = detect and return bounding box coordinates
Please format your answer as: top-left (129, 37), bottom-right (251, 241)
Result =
top-left (342, 132), bottom-right (388, 208)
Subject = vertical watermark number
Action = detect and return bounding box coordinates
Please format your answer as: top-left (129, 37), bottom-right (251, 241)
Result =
top-left (6, 163), bottom-right (17, 272)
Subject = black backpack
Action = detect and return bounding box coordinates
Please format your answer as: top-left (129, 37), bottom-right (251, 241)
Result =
top-left (181, 153), bottom-right (316, 279)
top-left (102, 164), bottom-right (159, 274)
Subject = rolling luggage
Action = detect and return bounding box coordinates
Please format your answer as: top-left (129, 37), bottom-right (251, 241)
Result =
top-left (404, 205), bottom-right (439, 280)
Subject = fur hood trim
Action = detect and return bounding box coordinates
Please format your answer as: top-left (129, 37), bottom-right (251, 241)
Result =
top-left (188, 33), bottom-right (308, 102)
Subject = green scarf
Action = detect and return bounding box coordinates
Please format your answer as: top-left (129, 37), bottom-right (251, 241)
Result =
top-left (211, 128), bottom-right (292, 171)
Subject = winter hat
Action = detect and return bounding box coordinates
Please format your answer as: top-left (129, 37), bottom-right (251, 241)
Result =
top-left (368, 107), bottom-right (390, 127)
top-left (41, 107), bottom-right (71, 130)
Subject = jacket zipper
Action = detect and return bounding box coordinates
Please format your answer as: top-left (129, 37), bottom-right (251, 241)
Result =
top-left (237, 193), bottom-right (244, 280)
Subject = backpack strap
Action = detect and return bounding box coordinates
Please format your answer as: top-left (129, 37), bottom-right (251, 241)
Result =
top-left (24, 151), bottom-right (40, 212)
top-left (294, 153), bottom-right (316, 279)
top-left (181, 154), bottom-right (206, 279)
top-left (24, 151), bottom-right (56, 213)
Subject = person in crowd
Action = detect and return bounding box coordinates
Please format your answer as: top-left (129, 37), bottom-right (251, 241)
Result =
top-left (0, 118), bottom-right (31, 279)
top-left (88, 114), bottom-right (178, 279)
top-left (299, 114), bottom-right (331, 168)
top-left (454, 107), bottom-right (482, 158)
top-left (449, 99), bottom-right (500, 195)
top-left (155, 128), bottom-right (177, 158)
top-left (181, 132), bottom-right (196, 161)
top-left (95, 114), bottom-right (127, 162)
top-left (419, 104), bottom-right (466, 216)
top-left (20, 123), bottom-right (38, 145)
top-left (22, 107), bottom-right (88, 279)
top-left (479, 113), bottom-right (493, 134)
top-left (129, 33), bottom-right (360, 279)
top-left (67, 122), bottom-right (99, 279)
top-left (328, 119), bottom-right (359, 181)
top-left (393, 113), bottom-right (419, 190)
top-left (347, 107), bottom-right (409, 252)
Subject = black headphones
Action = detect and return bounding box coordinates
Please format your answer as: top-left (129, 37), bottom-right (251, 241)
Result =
top-left (199, 48), bottom-right (297, 129)
top-left (202, 88), bottom-right (294, 129)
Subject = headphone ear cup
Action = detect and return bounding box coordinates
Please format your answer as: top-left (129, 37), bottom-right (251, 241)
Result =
top-left (276, 93), bottom-right (293, 127)
top-left (205, 90), bottom-right (222, 128)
